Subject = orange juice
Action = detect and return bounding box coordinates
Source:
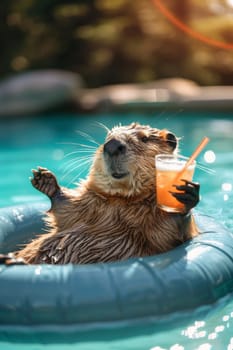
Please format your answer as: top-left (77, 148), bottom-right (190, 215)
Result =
top-left (155, 154), bottom-right (196, 212)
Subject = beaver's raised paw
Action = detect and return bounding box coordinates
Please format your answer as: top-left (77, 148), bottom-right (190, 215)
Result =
top-left (170, 180), bottom-right (200, 212)
top-left (31, 166), bottom-right (60, 199)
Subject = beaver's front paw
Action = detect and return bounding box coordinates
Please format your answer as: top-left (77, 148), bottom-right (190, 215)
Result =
top-left (31, 166), bottom-right (60, 199)
top-left (170, 180), bottom-right (200, 212)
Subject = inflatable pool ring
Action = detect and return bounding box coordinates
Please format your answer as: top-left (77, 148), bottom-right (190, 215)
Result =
top-left (0, 203), bottom-right (233, 326)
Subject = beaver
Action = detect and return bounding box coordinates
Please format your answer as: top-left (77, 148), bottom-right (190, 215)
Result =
top-left (15, 122), bottom-right (200, 264)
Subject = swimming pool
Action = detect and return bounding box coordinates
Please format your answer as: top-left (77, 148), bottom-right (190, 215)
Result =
top-left (0, 111), bottom-right (233, 349)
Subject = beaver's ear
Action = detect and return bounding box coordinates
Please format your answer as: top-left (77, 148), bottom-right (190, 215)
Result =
top-left (159, 130), bottom-right (177, 150)
top-left (166, 132), bottom-right (177, 150)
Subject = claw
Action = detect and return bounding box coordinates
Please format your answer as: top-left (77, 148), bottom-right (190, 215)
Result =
top-left (30, 166), bottom-right (60, 199)
top-left (171, 180), bottom-right (200, 211)
top-left (38, 166), bottom-right (48, 172)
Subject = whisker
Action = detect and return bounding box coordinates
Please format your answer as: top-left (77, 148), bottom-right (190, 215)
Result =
top-left (68, 172), bottom-right (86, 186)
top-left (64, 158), bottom-right (86, 170)
top-left (154, 109), bottom-right (168, 122)
top-left (93, 121), bottom-right (111, 134)
top-left (67, 168), bottom-right (92, 186)
top-left (62, 155), bottom-right (93, 168)
top-left (63, 160), bottom-right (93, 186)
top-left (169, 108), bottom-right (184, 118)
top-left (63, 150), bottom-right (95, 159)
top-left (64, 154), bottom-right (93, 161)
top-left (76, 144), bottom-right (97, 150)
top-left (196, 163), bottom-right (216, 175)
top-left (59, 142), bottom-right (97, 149)
top-left (81, 144), bottom-right (97, 150)
top-left (75, 130), bottom-right (100, 146)
top-left (154, 108), bottom-right (184, 124)
top-left (62, 158), bottom-right (92, 181)
top-left (63, 156), bottom-right (93, 170)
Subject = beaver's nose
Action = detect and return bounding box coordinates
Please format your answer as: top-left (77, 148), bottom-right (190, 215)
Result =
top-left (104, 139), bottom-right (126, 156)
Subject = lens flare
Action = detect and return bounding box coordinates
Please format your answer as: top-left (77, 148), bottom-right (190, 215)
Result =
top-left (151, 0), bottom-right (233, 50)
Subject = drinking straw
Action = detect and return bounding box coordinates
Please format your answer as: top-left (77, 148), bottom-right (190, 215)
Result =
top-left (173, 136), bottom-right (210, 183)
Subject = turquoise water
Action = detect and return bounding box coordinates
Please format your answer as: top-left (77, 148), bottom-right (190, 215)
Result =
top-left (1, 296), bottom-right (233, 349)
top-left (0, 111), bottom-right (233, 349)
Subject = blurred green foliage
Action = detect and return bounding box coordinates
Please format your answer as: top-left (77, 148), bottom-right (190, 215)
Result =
top-left (1, 0), bottom-right (233, 86)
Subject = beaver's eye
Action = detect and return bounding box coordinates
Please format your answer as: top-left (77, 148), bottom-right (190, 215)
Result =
top-left (141, 136), bottom-right (149, 143)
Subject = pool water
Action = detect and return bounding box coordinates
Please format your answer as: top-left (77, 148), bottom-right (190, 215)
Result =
top-left (0, 111), bottom-right (233, 349)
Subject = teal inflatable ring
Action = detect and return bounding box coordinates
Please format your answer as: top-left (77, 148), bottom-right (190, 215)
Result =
top-left (0, 203), bottom-right (233, 326)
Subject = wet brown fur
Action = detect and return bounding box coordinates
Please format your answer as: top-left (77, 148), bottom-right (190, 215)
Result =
top-left (16, 123), bottom-right (198, 264)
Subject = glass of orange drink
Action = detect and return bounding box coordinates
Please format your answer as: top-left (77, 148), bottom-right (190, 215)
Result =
top-left (155, 154), bottom-right (196, 213)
